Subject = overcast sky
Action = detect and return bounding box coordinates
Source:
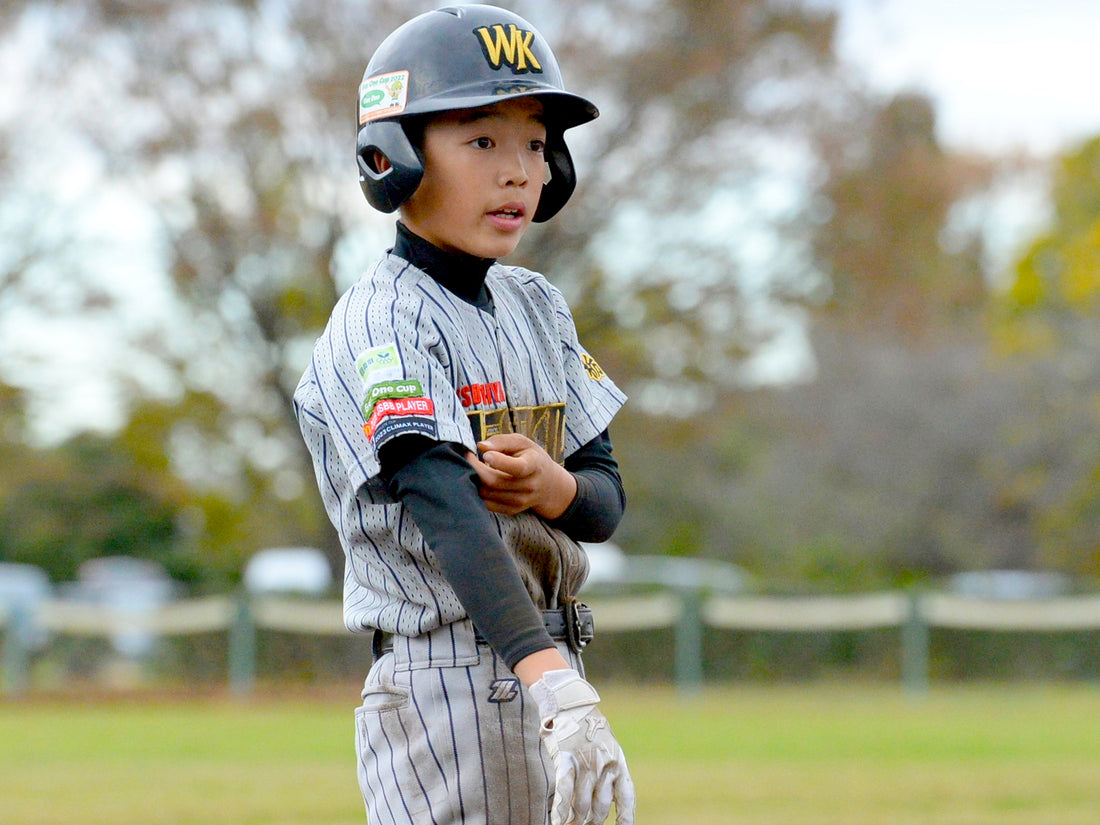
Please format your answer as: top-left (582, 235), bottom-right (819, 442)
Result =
top-left (817, 0), bottom-right (1100, 155)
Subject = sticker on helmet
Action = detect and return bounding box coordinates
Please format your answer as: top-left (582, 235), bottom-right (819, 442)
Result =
top-left (359, 71), bottom-right (409, 125)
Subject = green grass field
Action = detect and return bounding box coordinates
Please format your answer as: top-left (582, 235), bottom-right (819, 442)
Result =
top-left (3, 682), bottom-right (1100, 825)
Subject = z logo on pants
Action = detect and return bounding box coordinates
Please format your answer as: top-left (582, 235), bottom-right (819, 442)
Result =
top-left (487, 678), bottom-right (521, 704)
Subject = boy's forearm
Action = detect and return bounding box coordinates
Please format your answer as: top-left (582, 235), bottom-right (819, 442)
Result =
top-left (382, 438), bottom-right (556, 668)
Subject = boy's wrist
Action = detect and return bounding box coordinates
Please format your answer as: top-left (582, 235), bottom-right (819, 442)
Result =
top-left (537, 466), bottom-right (578, 520)
top-left (514, 647), bottom-right (571, 686)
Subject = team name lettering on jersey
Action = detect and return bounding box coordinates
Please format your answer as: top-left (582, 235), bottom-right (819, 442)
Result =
top-left (457, 381), bottom-right (506, 408)
top-left (473, 24), bottom-right (542, 74)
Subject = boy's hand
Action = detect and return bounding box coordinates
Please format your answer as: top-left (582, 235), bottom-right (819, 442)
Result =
top-left (530, 669), bottom-right (636, 825)
top-left (466, 434), bottom-right (577, 519)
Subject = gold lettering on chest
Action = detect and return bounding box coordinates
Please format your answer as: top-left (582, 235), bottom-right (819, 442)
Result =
top-left (467, 403), bottom-right (566, 463)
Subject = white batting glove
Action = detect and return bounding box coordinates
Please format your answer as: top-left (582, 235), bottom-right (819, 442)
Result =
top-left (529, 669), bottom-right (636, 825)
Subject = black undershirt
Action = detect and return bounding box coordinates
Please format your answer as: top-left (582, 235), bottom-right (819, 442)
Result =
top-left (378, 223), bottom-right (625, 669)
top-left (394, 221), bottom-right (495, 309)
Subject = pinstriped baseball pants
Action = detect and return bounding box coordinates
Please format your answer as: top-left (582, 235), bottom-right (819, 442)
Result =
top-left (355, 619), bottom-right (584, 825)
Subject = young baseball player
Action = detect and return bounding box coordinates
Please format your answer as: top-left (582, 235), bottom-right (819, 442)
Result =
top-left (293, 5), bottom-right (635, 825)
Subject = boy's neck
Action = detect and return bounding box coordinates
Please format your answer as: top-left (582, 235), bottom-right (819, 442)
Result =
top-left (393, 222), bottom-right (494, 310)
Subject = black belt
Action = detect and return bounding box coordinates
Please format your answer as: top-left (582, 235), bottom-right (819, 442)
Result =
top-left (372, 602), bottom-right (594, 660)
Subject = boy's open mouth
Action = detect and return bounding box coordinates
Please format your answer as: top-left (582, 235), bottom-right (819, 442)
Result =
top-left (489, 202), bottom-right (526, 219)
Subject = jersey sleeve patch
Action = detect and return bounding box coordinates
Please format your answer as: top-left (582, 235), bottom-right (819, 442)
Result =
top-left (364, 396), bottom-right (438, 442)
top-left (361, 379), bottom-right (424, 420)
top-left (355, 342), bottom-right (440, 447)
top-left (356, 342), bottom-right (404, 385)
top-left (581, 353), bottom-right (606, 382)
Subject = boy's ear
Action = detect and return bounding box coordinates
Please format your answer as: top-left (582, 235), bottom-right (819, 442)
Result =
top-left (370, 150), bottom-right (393, 175)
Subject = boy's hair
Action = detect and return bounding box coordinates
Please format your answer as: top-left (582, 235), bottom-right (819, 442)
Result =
top-left (355, 4), bottom-right (598, 222)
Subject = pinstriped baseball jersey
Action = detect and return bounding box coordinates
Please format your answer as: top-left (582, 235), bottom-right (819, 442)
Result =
top-left (294, 252), bottom-right (626, 639)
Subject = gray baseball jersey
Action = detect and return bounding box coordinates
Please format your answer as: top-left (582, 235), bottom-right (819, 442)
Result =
top-left (294, 251), bottom-right (626, 637)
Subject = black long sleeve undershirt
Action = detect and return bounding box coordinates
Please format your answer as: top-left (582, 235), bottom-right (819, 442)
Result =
top-left (550, 430), bottom-right (625, 543)
top-left (379, 432), bottom-right (624, 668)
top-left (382, 438), bottom-right (554, 669)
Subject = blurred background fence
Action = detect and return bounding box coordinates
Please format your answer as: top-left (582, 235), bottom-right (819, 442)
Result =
top-left (6, 555), bottom-right (1100, 699)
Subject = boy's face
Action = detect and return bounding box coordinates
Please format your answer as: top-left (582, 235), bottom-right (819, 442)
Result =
top-left (401, 97), bottom-right (548, 260)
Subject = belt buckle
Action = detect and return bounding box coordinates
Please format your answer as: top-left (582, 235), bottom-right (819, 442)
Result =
top-left (563, 601), bottom-right (592, 654)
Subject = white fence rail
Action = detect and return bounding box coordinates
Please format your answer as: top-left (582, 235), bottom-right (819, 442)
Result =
top-left (921, 593), bottom-right (1100, 630)
top-left (702, 592), bottom-right (910, 631)
top-left (5, 590), bottom-right (1100, 695)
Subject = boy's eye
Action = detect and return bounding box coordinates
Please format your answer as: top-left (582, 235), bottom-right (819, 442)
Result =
top-left (529, 139), bottom-right (547, 154)
top-left (473, 137), bottom-right (493, 149)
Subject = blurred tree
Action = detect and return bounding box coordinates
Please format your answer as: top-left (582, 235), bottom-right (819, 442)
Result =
top-left (813, 92), bottom-right (991, 336)
top-left (0, 431), bottom-right (183, 583)
top-left (0, 381), bottom-right (27, 445)
top-left (3, 0), bottom-right (1064, 591)
top-left (0, 0), bottom-right (851, 571)
top-left (992, 135), bottom-right (1100, 576)
top-left (691, 325), bottom-right (1052, 590)
top-left (112, 393), bottom-right (329, 587)
top-left (519, 0), bottom-right (843, 393)
top-left (1007, 136), bottom-right (1100, 316)
top-left (665, 90), bottom-right (1036, 589)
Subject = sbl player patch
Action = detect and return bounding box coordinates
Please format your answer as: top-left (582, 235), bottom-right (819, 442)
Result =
top-left (364, 396), bottom-right (435, 438)
top-left (362, 379), bottom-right (424, 420)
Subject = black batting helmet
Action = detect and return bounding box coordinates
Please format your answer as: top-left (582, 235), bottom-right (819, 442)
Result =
top-left (356, 4), bottom-right (598, 222)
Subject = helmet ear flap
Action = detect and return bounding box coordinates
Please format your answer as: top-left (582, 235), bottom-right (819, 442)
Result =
top-left (533, 134), bottom-right (577, 223)
top-left (357, 120), bottom-right (424, 213)
top-left (358, 118), bottom-right (581, 221)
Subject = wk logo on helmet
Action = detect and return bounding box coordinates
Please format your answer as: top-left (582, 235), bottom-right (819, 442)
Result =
top-left (473, 24), bottom-right (543, 74)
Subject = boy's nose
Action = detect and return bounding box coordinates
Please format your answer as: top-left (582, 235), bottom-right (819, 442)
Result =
top-left (499, 151), bottom-right (532, 187)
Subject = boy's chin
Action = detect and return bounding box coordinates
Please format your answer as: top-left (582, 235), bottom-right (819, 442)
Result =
top-left (469, 234), bottom-right (524, 260)
top-left (490, 241), bottom-right (522, 259)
